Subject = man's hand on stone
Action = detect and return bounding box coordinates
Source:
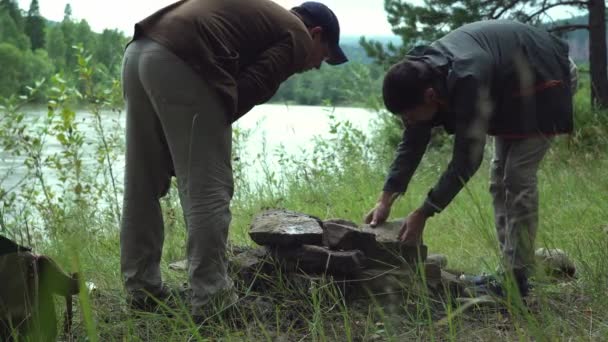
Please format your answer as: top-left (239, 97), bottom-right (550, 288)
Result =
top-left (364, 202), bottom-right (391, 227)
top-left (398, 209), bottom-right (428, 245)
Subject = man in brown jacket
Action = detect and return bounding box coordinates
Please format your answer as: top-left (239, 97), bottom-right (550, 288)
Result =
top-left (120, 0), bottom-right (347, 317)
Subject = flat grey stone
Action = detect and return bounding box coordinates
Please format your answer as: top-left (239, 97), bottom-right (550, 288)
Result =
top-left (249, 209), bottom-right (323, 247)
top-left (322, 221), bottom-right (376, 251)
top-left (322, 218), bottom-right (428, 266)
top-left (323, 218), bottom-right (358, 228)
top-left (360, 219), bottom-right (428, 265)
top-left (273, 244), bottom-right (366, 274)
top-left (360, 219), bottom-right (404, 244)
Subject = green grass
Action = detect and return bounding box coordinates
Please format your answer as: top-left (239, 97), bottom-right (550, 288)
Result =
top-left (3, 84), bottom-right (608, 340)
top-left (32, 133), bottom-right (606, 341)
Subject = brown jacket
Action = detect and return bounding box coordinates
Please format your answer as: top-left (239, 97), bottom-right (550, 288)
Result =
top-left (130, 0), bottom-right (313, 122)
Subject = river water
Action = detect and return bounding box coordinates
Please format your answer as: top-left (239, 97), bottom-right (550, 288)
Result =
top-left (0, 104), bottom-right (376, 195)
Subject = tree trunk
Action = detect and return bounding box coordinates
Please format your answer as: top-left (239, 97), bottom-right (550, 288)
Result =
top-left (588, 0), bottom-right (608, 108)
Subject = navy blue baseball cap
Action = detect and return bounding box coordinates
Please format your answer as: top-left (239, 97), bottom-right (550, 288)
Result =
top-left (291, 1), bottom-right (348, 65)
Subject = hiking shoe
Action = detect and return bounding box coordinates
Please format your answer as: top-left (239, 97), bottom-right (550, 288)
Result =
top-left (127, 284), bottom-right (189, 312)
top-left (461, 272), bottom-right (531, 298)
top-left (462, 273), bottom-right (505, 297)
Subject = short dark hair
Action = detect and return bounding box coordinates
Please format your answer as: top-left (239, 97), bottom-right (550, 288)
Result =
top-left (383, 59), bottom-right (436, 115)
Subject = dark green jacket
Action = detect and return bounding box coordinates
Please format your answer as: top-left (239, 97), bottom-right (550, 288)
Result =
top-left (384, 20), bottom-right (573, 216)
top-left (129, 0), bottom-right (313, 122)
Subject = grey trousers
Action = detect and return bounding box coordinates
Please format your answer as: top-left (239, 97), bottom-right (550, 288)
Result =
top-left (489, 136), bottom-right (551, 275)
top-left (120, 38), bottom-right (234, 313)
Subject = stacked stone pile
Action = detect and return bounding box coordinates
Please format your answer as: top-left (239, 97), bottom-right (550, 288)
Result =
top-left (169, 209), bottom-right (577, 303)
top-left (232, 209), bottom-right (451, 297)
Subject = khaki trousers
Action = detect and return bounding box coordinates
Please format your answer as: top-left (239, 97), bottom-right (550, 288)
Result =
top-left (120, 38), bottom-right (234, 313)
top-left (489, 136), bottom-right (551, 275)
top-left (489, 57), bottom-right (577, 276)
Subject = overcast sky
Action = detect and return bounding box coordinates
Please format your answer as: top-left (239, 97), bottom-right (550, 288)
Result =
top-left (16, 0), bottom-right (583, 37)
top-left (14, 0), bottom-right (394, 36)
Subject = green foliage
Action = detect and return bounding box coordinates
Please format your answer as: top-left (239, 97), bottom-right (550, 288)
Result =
top-left (0, 9), bottom-right (30, 50)
top-left (0, 3), bottom-right (128, 103)
top-left (45, 24), bottom-right (67, 69)
top-left (271, 61), bottom-right (385, 107)
top-left (0, 0), bottom-right (23, 30)
top-left (0, 46), bottom-right (124, 240)
top-left (0, 43), bottom-right (25, 97)
top-left (94, 29), bottom-right (126, 73)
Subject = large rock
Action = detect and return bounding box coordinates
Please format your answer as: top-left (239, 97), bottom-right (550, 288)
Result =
top-left (360, 220), bottom-right (427, 265)
top-left (249, 209), bottom-right (323, 247)
top-left (322, 219), bottom-right (427, 266)
top-left (273, 244), bottom-right (366, 275)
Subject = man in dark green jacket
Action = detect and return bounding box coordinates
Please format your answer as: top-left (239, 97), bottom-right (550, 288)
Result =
top-left (365, 20), bottom-right (577, 296)
top-left (120, 0), bottom-right (347, 317)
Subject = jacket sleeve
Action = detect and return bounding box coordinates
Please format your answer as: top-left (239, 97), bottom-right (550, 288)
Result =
top-left (419, 74), bottom-right (490, 217)
top-left (233, 32), bottom-right (304, 121)
top-left (383, 122), bottom-right (432, 194)
top-left (419, 124), bottom-right (486, 216)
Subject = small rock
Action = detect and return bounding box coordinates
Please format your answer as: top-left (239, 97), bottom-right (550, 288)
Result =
top-left (535, 248), bottom-right (576, 278)
top-left (249, 209), bottom-right (323, 247)
top-left (426, 254), bottom-right (448, 268)
top-left (273, 244), bottom-right (366, 274)
top-left (169, 259), bottom-right (188, 271)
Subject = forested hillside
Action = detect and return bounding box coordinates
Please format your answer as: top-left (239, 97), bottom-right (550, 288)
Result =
top-left (0, 0), bottom-right (599, 105)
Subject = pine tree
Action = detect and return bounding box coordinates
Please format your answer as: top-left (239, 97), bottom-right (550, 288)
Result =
top-left (362, 0), bottom-right (608, 107)
top-left (25, 0), bottom-right (45, 50)
top-left (63, 3), bottom-right (72, 22)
